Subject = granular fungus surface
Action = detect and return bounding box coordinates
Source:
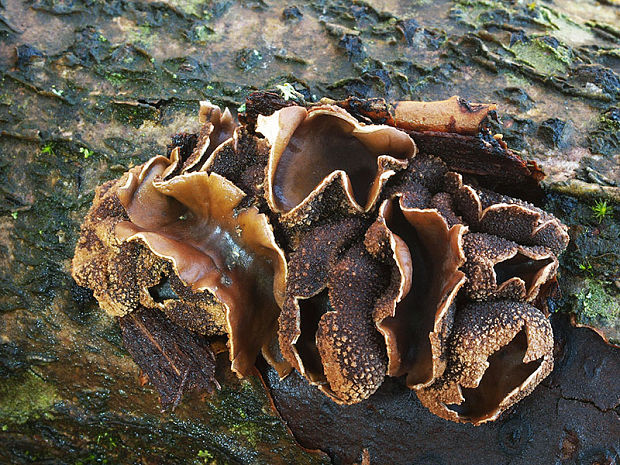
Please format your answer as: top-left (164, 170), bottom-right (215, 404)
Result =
top-left (73, 92), bottom-right (569, 425)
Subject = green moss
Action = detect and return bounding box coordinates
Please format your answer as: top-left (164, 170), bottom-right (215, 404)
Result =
top-left (95, 432), bottom-right (118, 448)
top-left (206, 380), bottom-right (267, 449)
top-left (591, 199), bottom-right (613, 223)
top-left (536, 5), bottom-right (597, 46)
top-left (452, 0), bottom-right (512, 29)
top-left (111, 101), bottom-right (159, 128)
top-left (508, 38), bottom-right (571, 75)
top-left (574, 279), bottom-right (620, 343)
top-left (194, 447), bottom-right (219, 465)
top-left (0, 371), bottom-right (58, 424)
top-left (105, 72), bottom-right (127, 86)
top-left (41, 142), bottom-right (55, 156)
top-left (79, 147), bottom-right (94, 159)
top-left (168, 0), bottom-right (213, 18)
top-left (575, 279), bottom-right (619, 321)
top-left (187, 24), bottom-right (218, 43)
top-left (127, 25), bottom-right (155, 47)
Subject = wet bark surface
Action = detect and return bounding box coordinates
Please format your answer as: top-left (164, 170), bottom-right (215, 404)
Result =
top-left (0, 0), bottom-right (618, 464)
top-left (261, 315), bottom-right (620, 465)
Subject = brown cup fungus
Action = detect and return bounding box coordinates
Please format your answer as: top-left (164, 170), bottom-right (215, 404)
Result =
top-left (416, 300), bottom-right (554, 425)
top-left (368, 196), bottom-right (467, 390)
top-left (73, 106), bottom-right (288, 381)
top-left (73, 93), bottom-right (568, 424)
top-left (256, 104), bottom-right (416, 224)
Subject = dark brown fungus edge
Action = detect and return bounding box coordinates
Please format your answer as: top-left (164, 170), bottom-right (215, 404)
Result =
top-left (278, 217), bottom-right (389, 404)
top-left (279, 218), bottom-right (367, 381)
top-left (462, 232), bottom-right (558, 303)
top-left (256, 104), bottom-right (416, 219)
top-left (416, 300), bottom-right (554, 425)
top-left (445, 171), bottom-right (569, 255)
top-left (202, 124), bottom-right (272, 200)
top-left (368, 196), bottom-right (467, 389)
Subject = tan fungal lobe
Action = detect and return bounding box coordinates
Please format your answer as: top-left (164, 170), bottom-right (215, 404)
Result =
top-left (191, 101), bottom-right (237, 170)
top-left (445, 171), bottom-right (569, 254)
top-left (462, 233), bottom-right (558, 302)
top-left (73, 104), bottom-right (288, 381)
top-left (116, 166), bottom-right (287, 377)
top-left (277, 218), bottom-right (388, 404)
top-left (371, 196), bottom-right (467, 388)
top-left (416, 300), bottom-right (554, 425)
top-left (257, 104), bottom-right (416, 216)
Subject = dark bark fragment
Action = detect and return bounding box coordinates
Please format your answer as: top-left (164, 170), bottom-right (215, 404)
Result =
top-left (240, 91), bottom-right (297, 130)
top-left (118, 306), bottom-right (219, 409)
top-left (409, 130), bottom-right (545, 202)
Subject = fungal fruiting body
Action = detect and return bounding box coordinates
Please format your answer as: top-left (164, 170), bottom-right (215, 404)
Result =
top-left (73, 93), bottom-right (569, 424)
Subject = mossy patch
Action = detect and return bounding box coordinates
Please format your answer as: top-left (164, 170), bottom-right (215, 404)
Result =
top-left (127, 24), bottom-right (156, 48)
top-left (205, 379), bottom-right (277, 451)
top-left (168, 0), bottom-right (214, 19)
top-left (508, 37), bottom-right (572, 75)
top-left (0, 371), bottom-right (58, 424)
top-left (545, 193), bottom-right (619, 342)
top-left (451, 0), bottom-right (513, 29)
top-left (573, 279), bottom-right (619, 343)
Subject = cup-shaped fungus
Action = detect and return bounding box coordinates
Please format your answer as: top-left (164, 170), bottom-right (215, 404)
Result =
top-left (115, 160), bottom-right (287, 376)
top-left (73, 106), bottom-right (288, 379)
top-left (173, 101), bottom-right (237, 175)
top-left (256, 104), bottom-right (416, 222)
top-left (416, 300), bottom-right (554, 425)
top-left (278, 217), bottom-right (389, 404)
top-left (444, 172), bottom-right (569, 254)
top-left (461, 233), bottom-right (558, 302)
top-left (367, 196), bottom-right (467, 389)
top-left (74, 94), bottom-right (571, 425)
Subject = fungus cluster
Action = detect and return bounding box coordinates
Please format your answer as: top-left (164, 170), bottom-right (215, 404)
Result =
top-left (73, 93), bottom-right (568, 424)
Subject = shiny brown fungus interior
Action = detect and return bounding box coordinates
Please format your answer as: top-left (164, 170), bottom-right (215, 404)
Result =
top-left (416, 300), bottom-right (554, 425)
top-left (296, 290), bottom-right (332, 384)
top-left (116, 164), bottom-right (287, 377)
top-left (257, 105), bottom-right (416, 214)
top-left (493, 253), bottom-right (555, 291)
top-left (461, 232), bottom-right (558, 302)
top-left (448, 329), bottom-right (541, 420)
top-left (373, 197), bottom-right (466, 388)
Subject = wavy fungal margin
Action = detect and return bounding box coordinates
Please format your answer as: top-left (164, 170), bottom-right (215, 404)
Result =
top-left (72, 94), bottom-right (568, 423)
